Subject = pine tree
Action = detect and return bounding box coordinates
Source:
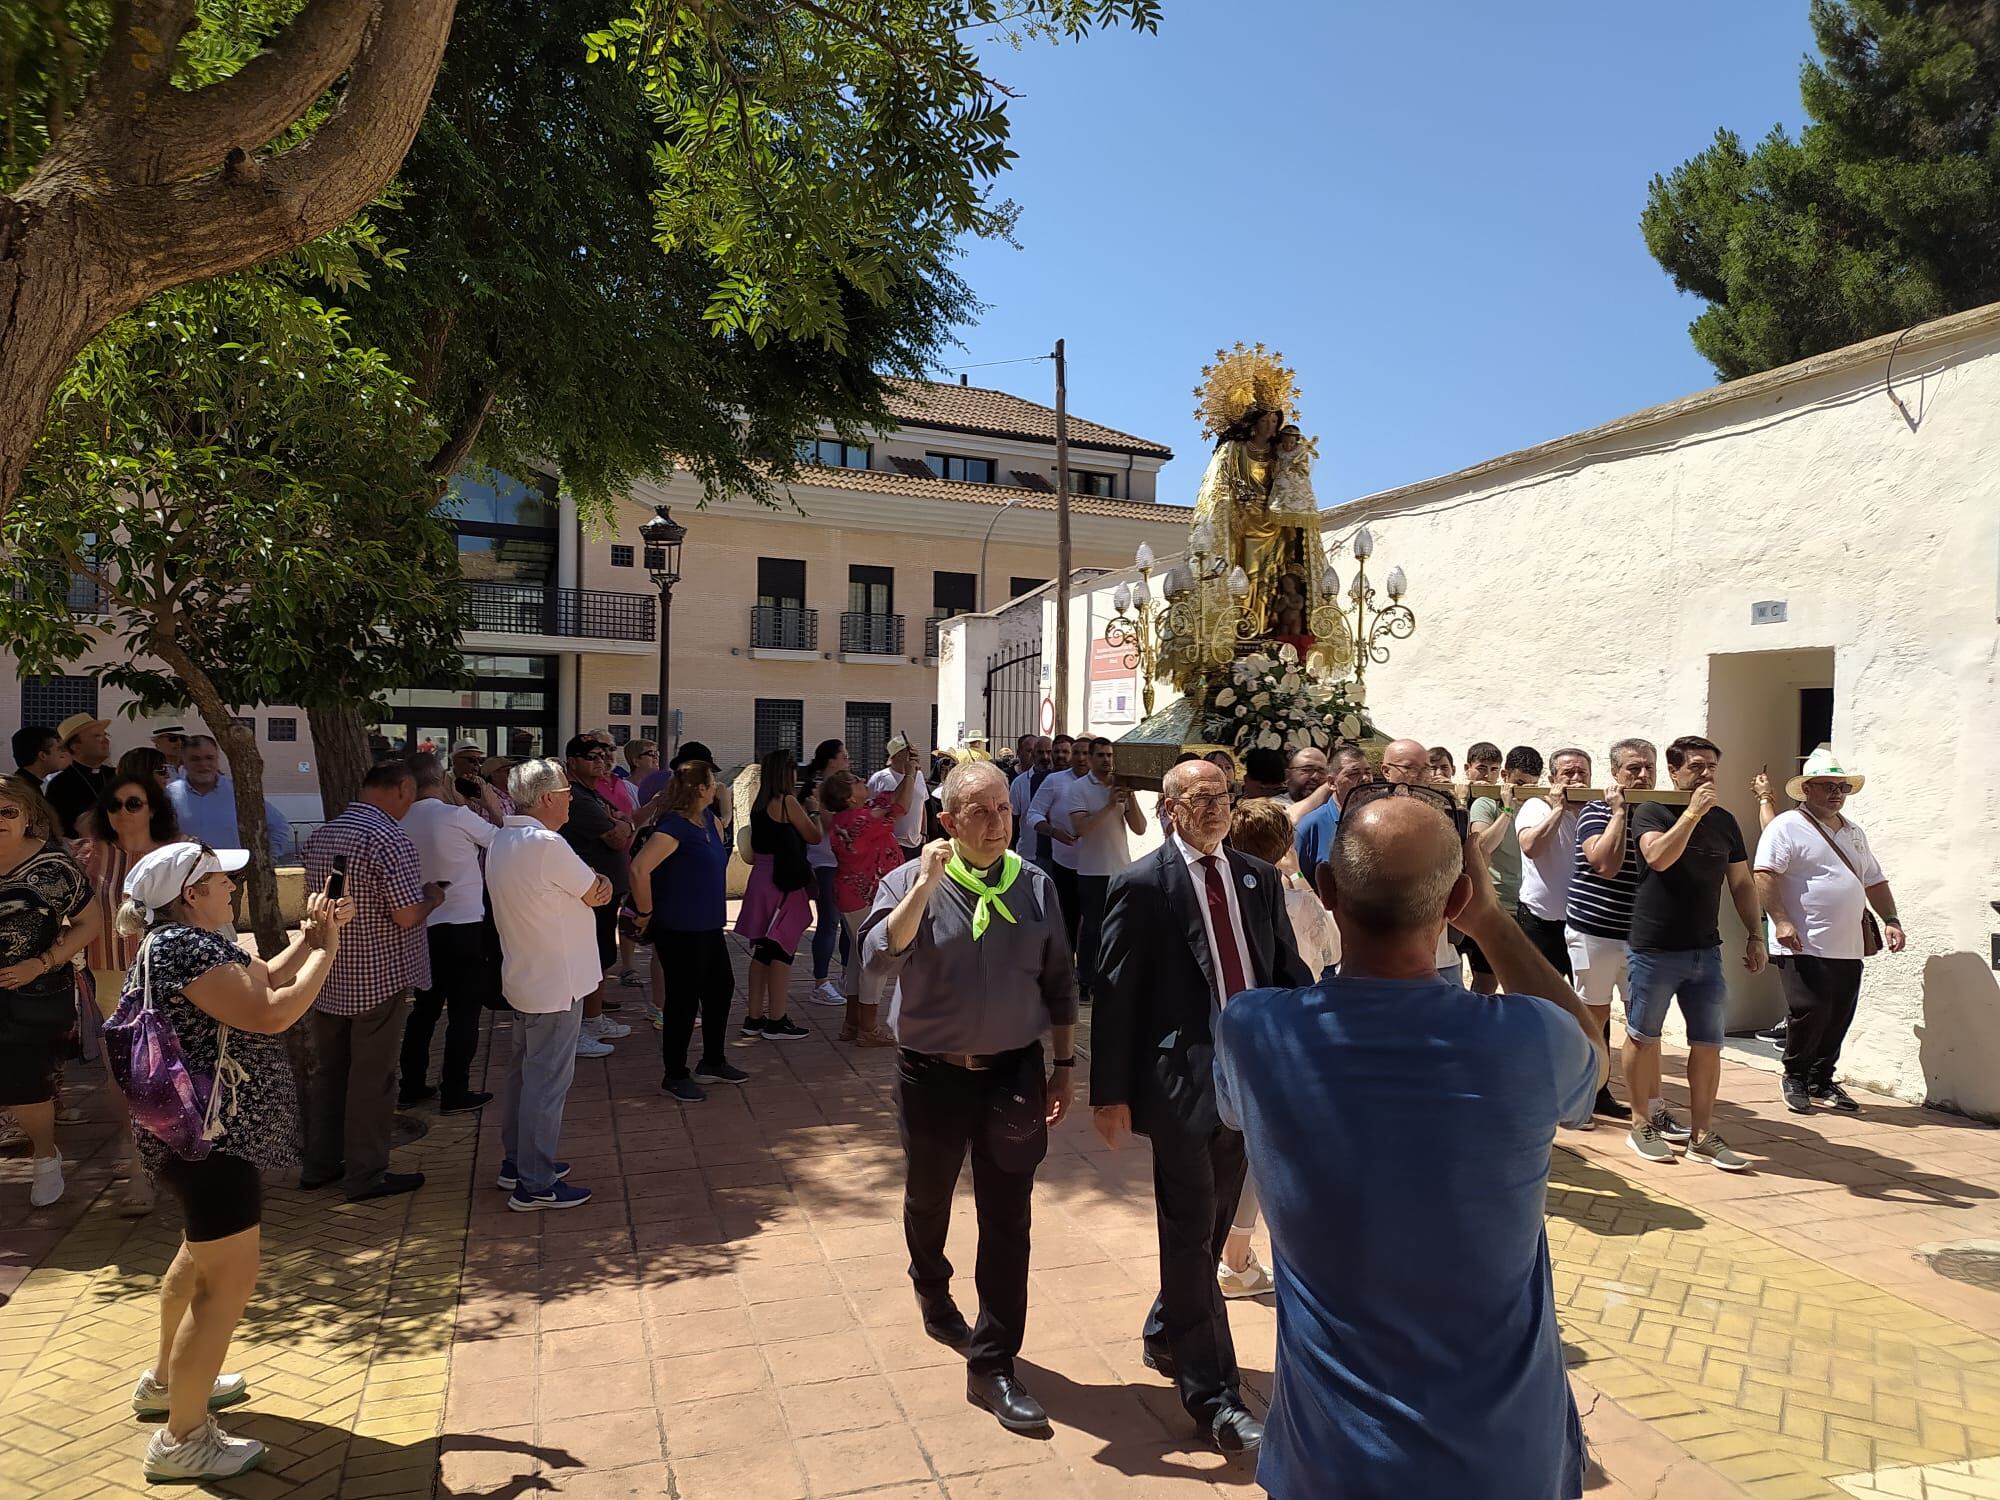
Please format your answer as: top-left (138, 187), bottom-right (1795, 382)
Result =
top-left (1642, 0), bottom-right (2000, 378)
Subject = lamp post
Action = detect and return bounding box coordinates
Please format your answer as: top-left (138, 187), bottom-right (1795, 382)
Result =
top-left (640, 505), bottom-right (686, 752)
top-left (1341, 524), bottom-right (1415, 687)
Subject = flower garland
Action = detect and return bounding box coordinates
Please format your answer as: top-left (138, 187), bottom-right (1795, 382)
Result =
top-left (1202, 646), bottom-right (1367, 753)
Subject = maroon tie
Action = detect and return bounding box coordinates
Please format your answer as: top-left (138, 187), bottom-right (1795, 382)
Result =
top-left (1199, 855), bottom-right (1249, 999)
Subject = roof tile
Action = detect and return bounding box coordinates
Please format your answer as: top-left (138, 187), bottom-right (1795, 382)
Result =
top-left (884, 379), bottom-right (1172, 458)
top-left (784, 462), bottom-right (1191, 522)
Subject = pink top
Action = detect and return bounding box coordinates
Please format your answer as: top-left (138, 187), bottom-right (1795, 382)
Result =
top-left (602, 774), bottom-right (640, 817)
top-left (829, 794), bottom-right (905, 913)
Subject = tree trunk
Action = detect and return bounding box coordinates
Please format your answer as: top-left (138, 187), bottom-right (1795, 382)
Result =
top-left (309, 700), bottom-right (373, 821)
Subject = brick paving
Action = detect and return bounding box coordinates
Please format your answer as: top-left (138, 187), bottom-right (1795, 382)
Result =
top-left (6, 933), bottom-right (2000, 1497)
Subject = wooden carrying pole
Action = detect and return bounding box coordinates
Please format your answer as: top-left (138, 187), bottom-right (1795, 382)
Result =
top-left (1053, 339), bottom-right (1071, 735)
top-left (1466, 785), bottom-right (1693, 805)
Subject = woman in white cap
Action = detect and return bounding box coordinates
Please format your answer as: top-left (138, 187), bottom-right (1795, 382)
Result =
top-left (118, 843), bottom-right (352, 1482)
top-left (0, 772), bottom-right (102, 1209)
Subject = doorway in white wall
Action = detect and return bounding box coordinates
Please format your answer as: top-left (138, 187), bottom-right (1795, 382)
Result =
top-left (1705, 648), bottom-right (1837, 1034)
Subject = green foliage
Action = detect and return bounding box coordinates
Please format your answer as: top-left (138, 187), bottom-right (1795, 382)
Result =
top-left (1643, 0), bottom-right (2000, 378)
top-left (0, 264), bottom-right (462, 719)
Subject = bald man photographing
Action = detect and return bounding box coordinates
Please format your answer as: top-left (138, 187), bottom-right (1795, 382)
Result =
top-left (1215, 791), bottom-right (1608, 1500)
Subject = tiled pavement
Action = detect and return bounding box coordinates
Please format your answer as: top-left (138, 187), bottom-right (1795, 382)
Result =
top-left (7, 937), bottom-right (2000, 1497)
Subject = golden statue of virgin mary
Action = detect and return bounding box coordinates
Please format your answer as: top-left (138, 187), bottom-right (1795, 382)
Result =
top-left (1189, 344), bottom-right (1348, 673)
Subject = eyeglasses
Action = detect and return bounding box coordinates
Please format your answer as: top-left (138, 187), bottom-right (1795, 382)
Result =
top-left (111, 796), bottom-right (149, 813)
top-left (1176, 792), bottom-right (1234, 814)
top-left (1344, 778), bottom-right (1463, 821)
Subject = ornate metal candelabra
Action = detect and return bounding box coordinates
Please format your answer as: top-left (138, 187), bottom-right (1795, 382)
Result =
top-left (1105, 528), bottom-right (1263, 718)
top-left (1334, 525), bottom-right (1415, 686)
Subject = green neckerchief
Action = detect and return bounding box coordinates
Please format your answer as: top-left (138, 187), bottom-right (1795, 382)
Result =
top-left (945, 848), bottom-right (1022, 940)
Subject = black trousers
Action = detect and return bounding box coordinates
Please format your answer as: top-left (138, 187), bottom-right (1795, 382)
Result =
top-left (1075, 874), bottom-right (1111, 999)
top-left (896, 1045), bottom-right (1048, 1378)
top-left (400, 924), bottom-right (491, 1104)
top-left (1779, 954), bottom-right (1864, 1087)
top-left (654, 928), bottom-right (734, 1079)
top-left (1514, 907), bottom-right (1574, 981)
top-left (1142, 1114), bottom-right (1248, 1424)
top-left (1048, 861), bottom-right (1082, 955)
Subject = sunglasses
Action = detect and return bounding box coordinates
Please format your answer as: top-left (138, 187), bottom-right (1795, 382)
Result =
top-left (111, 795), bottom-right (149, 813)
top-left (1344, 778), bottom-right (1470, 838)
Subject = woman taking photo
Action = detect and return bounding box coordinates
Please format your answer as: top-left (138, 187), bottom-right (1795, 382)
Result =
top-left (818, 764), bottom-right (915, 1045)
top-left (118, 843), bottom-right (351, 1481)
top-left (734, 746), bottom-right (820, 1040)
top-left (0, 773), bottom-right (102, 1209)
top-left (75, 774), bottom-right (185, 1213)
top-left (629, 761), bottom-right (749, 1101)
top-left (801, 739), bottom-right (851, 1007)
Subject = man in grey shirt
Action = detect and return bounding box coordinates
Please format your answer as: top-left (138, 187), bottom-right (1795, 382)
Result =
top-left (863, 760), bottom-right (1078, 1437)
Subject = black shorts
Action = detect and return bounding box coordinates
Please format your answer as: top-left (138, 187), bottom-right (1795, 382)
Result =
top-left (156, 1150), bottom-right (264, 1242)
top-left (0, 1035), bottom-right (62, 1106)
top-left (593, 901), bottom-right (619, 972)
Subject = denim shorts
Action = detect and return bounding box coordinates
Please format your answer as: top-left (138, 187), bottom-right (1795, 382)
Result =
top-left (1625, 945), bottom-right (1726, 1046)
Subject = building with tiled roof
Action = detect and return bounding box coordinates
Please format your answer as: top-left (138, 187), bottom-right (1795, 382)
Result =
top-left (881, 378), bottom-right (1174, 458)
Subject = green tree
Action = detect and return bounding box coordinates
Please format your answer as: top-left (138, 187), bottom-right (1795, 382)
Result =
top-left (1642, 0), bottom-right (2000, 378)
top-left (0, 256), bottom-right (458, 953)
top-left (1, 0), bottom-right (1157, 508)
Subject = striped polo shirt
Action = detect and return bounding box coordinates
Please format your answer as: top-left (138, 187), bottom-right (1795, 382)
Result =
top-left (1567, 800), bottom-right (1640, 940)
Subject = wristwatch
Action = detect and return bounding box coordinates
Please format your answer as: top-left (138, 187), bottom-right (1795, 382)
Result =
top-left (1051, 1057), bottom-right (1076, 1068)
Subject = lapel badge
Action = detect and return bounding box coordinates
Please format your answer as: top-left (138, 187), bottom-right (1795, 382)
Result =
top-left (1242, 872), bottom-right (1257, 889)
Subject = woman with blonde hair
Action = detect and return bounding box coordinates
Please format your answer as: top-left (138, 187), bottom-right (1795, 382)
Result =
top-left (116, 843), bottom-right (351, 1481)
top-left (734, 745), bottom-right (820, 1039)
top-left (0, 773), bottom-right (102, 1208)
top-left (630, 760), bottom-right (747, 1101)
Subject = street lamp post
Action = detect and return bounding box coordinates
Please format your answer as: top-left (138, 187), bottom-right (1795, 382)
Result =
top-left (640, 505), bottom-right (686, 752)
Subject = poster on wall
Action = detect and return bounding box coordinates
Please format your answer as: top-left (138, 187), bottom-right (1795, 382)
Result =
top-left (1088, 636), bottom-right (1139, 727)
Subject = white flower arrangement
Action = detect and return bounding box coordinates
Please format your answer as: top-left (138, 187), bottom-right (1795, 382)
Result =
top-left (1201, 653), bottom-right (1365, 754)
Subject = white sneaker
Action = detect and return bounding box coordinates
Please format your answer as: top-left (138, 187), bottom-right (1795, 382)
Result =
top-left (585, 1015), bottom-right (632, 1040)
top-left (29, 1154), bottom-right (64, 1208)
top-left (809, 980), bottom-right (846, 1007)
top-left (575, 1032), bottom-right (614, 1058)
top-left (143, 1418), bottom-right (265, 1480)
top-left (1217, 1255), bottom-right (1275, 1299)
top-left (132, 1370), bottom-right (250, 1416)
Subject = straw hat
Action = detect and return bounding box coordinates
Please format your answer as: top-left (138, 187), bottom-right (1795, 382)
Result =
top-left (1786, 745), bottom-right (1865, 801)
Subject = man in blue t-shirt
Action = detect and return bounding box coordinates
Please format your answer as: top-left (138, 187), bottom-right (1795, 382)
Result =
top-left (1217, 792), bottom-right (1607, 1500)
top-left (1291, 744), bottom-right (1372, 882)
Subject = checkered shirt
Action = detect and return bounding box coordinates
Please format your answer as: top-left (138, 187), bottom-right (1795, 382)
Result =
top-left (304, 802), bottom-right (429, 1014)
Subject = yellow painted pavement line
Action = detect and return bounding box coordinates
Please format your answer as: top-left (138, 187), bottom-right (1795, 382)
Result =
top-left (1549, 1146), bottom-right (2000, 1498)
top-left (0, 1109), bottom-right (477, 1499)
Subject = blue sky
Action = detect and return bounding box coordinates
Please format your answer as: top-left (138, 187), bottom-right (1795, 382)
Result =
top-left (949, 3), bottom-right (1816, 503)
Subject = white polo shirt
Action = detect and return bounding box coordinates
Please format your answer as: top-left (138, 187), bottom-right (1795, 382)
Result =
top-left (485, 816), bottom-right (601, 1012)
top-left (402, 795), bottom-right (496, 927)
top-left (868, 766), bottom-right (927, 847)
top-left (1068, 774), bottom-right (1133, 878)
top-left (1029, 769), bottom-right (1088, 871)
top-left (1515, 797), bottom-right (1580, 922)
top-left (1754, 809), bottom-right (1885, 961)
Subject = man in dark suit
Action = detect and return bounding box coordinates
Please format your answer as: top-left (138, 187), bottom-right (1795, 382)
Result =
top-left (1091, 756), bottom-right (1309, 1453)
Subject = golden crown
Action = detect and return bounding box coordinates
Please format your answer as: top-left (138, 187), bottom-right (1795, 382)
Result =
top-left (1193, 342), bottom-right (1302, 437)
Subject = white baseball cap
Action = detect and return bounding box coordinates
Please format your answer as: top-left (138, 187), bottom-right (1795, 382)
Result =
top-left (123, 843), bottom-right (249, 922)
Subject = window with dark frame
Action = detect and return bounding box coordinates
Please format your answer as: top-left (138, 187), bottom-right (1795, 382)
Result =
top-left (753, 699), bottom-right (805, 759)
top-left (643, 545), bottom-right (665, 571)
top-left (931, 571), bottom-right (977, 618)
top-left (610, 724), bottom-right (632, 745)
top-left (608, 692), bottom-right (632, 716)
top-left (641, 694), bottom-right (660, 718)
top-left (924, 453), bottom-right (997, 484)
top-left (1071, 471), bottom-right (1116, 498)
top-left (267, 717), bottom-right (298, 743)
top-left (757, 557), bottom-right (807, 610)
top-left (610, 545), bottom-right (635, 568)
top-left (1009, 577), bottom-right (1047, 599)
top-left (848, 564), bottom-right (894, 617)
top-left (795, 439), bottom-right (871, 470)
top-left (845, 702), bottom-right (893, 777)
top-left (640, 724), bottom-right (658, 742)
top-left (21, 675), bottom-right (99, 725)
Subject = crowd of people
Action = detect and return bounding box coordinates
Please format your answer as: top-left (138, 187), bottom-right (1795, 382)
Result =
top-left (0, 698), bottom-right (1906, 1489)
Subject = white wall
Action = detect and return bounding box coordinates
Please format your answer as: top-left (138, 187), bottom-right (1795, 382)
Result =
top-left (1324, 309), bottom-right (2000, 1112)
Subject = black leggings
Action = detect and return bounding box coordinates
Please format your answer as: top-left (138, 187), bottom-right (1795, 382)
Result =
top-left (749, 938), bottom-right (795, 966)
top-left (655, 929), bottom-right (735, 1078)
top-left (156, 1150), bottom-right (263, 1242)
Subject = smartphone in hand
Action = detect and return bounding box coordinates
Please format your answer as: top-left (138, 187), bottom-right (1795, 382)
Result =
top-left (328, 852), bottom-right (348, 900)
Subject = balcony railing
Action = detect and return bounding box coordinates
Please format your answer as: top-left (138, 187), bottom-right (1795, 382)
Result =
top-left (923, 616), bottom-right (945, 664)
top-left (465, 582), bottom-right (655, 642)
top-left (750, 604), bottom-right (819, 652)
top-left (840, 611), bottom-right (905, 656)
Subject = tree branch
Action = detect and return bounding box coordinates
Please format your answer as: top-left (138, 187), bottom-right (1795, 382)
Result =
top-left (140, 0), bottom-right (377, 185)
top-left (425, 377), bottom-right (498, 481)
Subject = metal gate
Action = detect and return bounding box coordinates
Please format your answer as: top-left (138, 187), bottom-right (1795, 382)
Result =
top-left (984, 642), bottom-right (1042, 746)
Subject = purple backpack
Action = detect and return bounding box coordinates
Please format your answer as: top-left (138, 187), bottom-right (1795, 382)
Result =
top-left (101, 934), bottom-right (217, 1162)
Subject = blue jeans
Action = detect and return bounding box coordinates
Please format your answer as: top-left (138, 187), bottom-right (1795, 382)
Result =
top-left (1626, 946), bottom-right (1726, 1046)
top-left (810, 864), bottom-right (850, 981)
top-left (500, 1001), bottom-right (583, 1195)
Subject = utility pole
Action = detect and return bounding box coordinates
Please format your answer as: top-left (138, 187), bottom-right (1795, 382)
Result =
top-left (1053, 338), bottom-right (1072, 735)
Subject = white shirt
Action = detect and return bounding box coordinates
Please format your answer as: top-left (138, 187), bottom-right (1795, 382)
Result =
top-left (1173, 833), bottom-right (1257, 1004)
top-left (1029, 770), bottom-right (1088, 870)
top-left (485, 816), bottom-right (600, 1012)
top-left (1067, 774), bottom-right (1133, 877)
top-left (1282, 873), bottom-right (1341, 979)
top-left (1515, 797), bottom-right (1580, 922)
top-left (868, 766), bottom-right (927, 847)
top-left (402, 796), bottom-right (496, 927)
top-left (1754, 809), bottom-right (1885, 961)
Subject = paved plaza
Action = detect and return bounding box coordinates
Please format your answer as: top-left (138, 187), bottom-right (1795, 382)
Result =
top-left (7, 937), bottom-right (2000, 1498)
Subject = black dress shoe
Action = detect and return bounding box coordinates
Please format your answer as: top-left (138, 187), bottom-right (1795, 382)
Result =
top-left (1592, 1085), bottom-right (1632, 1121)
top-left (1207, 1404), bottom-right (1264, 1453)
top-left (967, 1371), bottom-right (1048, 1433)
top-left (347, 1171), bottom-right (425, 1202)
top-left (920, 1301), bottom-right (973, 1351)
top-left (440, 1091), bottom-right (493, 1114)
top-left (1142, 1344), bottom-right (1179, 1380)
top-left (397, 1084), bottom-right (438, 1106)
